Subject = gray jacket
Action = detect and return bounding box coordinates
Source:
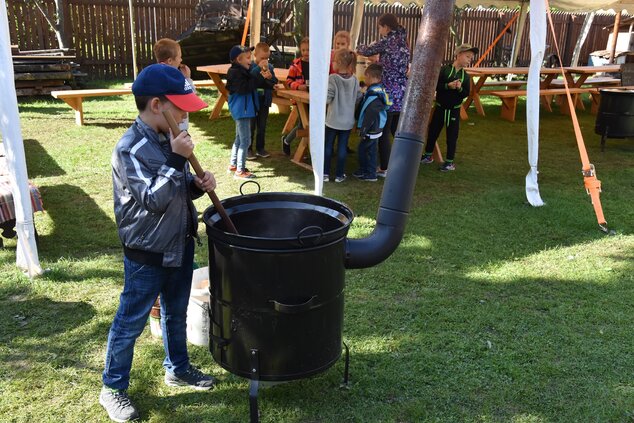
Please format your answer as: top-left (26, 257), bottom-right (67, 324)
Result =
top-left (112, 117), bottom-right (203, 267)
top-left (326, 73), bottom-right (361, 130)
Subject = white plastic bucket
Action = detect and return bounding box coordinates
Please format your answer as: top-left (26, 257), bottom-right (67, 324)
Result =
top-left (186, 267), bottom-right (210, 346)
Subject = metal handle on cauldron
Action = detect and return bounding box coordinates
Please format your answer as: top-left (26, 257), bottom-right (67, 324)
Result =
top-left (297, 225), bottom-right (324, 246)
top-left (271, 295), bottom-right (317, 314)
top-left (239, 180), bottom-right (261, 196)
top-left (162, 110), bottom-right (238, 234)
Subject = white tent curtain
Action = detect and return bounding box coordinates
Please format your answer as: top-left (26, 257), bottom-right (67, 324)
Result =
top-left (0, 0), bottom-right (43, 277)
top-left (309, 0), bottom-right (334, 196)
top-left (525, 0), bottom-right (546, 206)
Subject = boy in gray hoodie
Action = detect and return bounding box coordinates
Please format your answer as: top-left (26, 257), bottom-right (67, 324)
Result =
top-left (324, 48), bottom-right (361, 183)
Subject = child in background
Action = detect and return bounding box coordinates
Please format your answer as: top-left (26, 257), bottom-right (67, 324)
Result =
top-left (249, 42), bottom-right (278, 159)
top-left (153, 38), bottom-right (195, 132)
top-left (324, 48), bottom-right (361, 183)
top-left (226, 45), bottom-right (272, 179)
top-left (421, 43), bottom-right (476, 172)
top-left (282, 37), bottom-right (309, 155)
top-left (330, 30), bottom-right (351, 74)
top-left (353, 63), bottom-right (390, 182)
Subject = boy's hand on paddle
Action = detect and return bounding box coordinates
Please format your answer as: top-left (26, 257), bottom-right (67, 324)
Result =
top-left (170, 130), bottom-right (194, 158)
top-left (194, 170), bottom-right (216, 192)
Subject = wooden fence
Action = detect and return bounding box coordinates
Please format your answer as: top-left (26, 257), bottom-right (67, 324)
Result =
top-left (7, 0), bottom-right (626, 80)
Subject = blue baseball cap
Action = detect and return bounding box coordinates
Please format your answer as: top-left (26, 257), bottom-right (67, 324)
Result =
top-left (229, 45), bottom-right (254, 62)
top-left (132, 64), bottom-right (208, 112)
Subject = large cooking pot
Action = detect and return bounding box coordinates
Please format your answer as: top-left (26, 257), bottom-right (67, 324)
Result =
top-left (595, 88), bottom-right (634, 150)
top-left (204, 192), bottom-right (353, 381)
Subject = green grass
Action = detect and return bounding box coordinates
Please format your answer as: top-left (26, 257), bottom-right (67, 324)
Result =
top-left (1, 83), bottom-right (633, 422)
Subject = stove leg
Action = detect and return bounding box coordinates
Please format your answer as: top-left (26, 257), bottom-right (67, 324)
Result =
top-left (249, 349), bottom-right (260, 423)
top-left (341, 341), bottom-right (350, 387)
top-left (601, 127), bottom-right (608, 152)
top-left (249, 379), bottom-right (260, 423)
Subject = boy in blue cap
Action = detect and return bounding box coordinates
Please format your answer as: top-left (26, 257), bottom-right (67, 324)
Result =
top-left (226, 44), bottom-right (274, 179)
top-left (100, 63), bottom-right (217, 422)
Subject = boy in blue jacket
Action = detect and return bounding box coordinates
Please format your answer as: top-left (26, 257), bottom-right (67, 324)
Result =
top-left (354, 64), bottom-right (391, 182)
top-left (226, 45), bottom-right (273, 179)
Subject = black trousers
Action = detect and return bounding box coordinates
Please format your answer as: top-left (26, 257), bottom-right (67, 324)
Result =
top-left (250, 96), bottom-right (270, 152)
top-left (424, 106), bottom-right (460, 161)
top-left (378, 111), bottom-right (400, 171)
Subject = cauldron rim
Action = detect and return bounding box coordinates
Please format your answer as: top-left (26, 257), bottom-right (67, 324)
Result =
top-left (203, 192), bottom-right (354, 249)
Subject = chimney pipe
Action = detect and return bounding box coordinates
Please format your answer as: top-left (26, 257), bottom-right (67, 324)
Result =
top-left (345, 0), bottom-right (455, 269)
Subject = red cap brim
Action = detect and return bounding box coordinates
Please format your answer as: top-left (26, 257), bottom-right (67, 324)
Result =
top-left (165, 93), bottom-right (208, 113)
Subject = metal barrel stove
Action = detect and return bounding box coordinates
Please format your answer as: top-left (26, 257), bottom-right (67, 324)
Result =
top-left (203, 1), bottom-right (456, 421)
top-left (595, 87), bottom-right (634, 151)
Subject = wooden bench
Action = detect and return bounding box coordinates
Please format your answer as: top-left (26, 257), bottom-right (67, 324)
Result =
top-left (51, 89), bottom-right (132, 126)
top-left (549, 77), bottom-right (621, 88)
top-left (483, 80), bottom-right (526, 88)
top-left (122, 80), bottom-right (216, 89)
top-left (486, 87), bottom-right (598, 122)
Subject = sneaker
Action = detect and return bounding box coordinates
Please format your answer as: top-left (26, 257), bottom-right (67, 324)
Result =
top-left (281, 136), bottom-right (291, 156)
top-left (376, 169), bottom-right (387, 178)
top-left (234, 169), bottom-right (256, 180)
top-left (164, 365), bottom-right (215, 391)
top-left (246, 150), bottom-right (257, 160)
top-left (99, 387), bottom-right (139, 422)
top-left (352, 170), bottom-right (364, 178)
top-left (420, 156), bottom-right (434, 164)
top-left (360, 175), bottom-right (378, 182)
top-left (323, 174), bottom-right (330, 182)
top-left (227, 164), bottom-right (237, 173)
top-left (256, 149), bottom-right (271, 158)
top-left (335, 175), bottom-right (346, 183)
top-left (440, 162), bottom-right (456, 172)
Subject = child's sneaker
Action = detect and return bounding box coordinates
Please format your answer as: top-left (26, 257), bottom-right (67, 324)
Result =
top-left (246, 150), bottom-right (257, 160)
top-left (439, 162), bottom-right (456, 172)
top-left (352, 170), bottom-right (364, 178)
top-left (323, 174), bottom-right (330, 182)
top-left (335, 175), bottom-right (346, 183)
top-left (256, 149), bottom-right (271, 158)
top-left (234, 169), bottom-right (256, 179)
top-left (420, 155), bottom-right (434, 164)
top-left (99, 386), bottom-right (139, 422)
top-left (164, 365), bottom-right (215, 390)
top-left (227, 164), bottom-right (237, 173)
top-left (360, 175), bottom-right (377, 182)
top-left (376, 169), bottom-right (387, 178)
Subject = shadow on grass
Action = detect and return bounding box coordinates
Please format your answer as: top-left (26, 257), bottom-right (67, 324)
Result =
top-left (37, 183), bottom-right (119, 261)
top-left (23, 138), bottom-right (66, 178)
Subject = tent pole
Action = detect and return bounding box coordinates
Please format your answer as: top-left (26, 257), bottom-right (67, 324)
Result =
top-left (350, 0), bottom-right (365, 50)
top-left (608, 11), bottom-right (621, 64)
top-left (571, 11), bottom-right (595, 66)
top-left (128, 0), bottom-right (138, 79)
top-left (510, 2), bottom-right (528, 68)
top-left (250, 0), bottom-right (262, 47)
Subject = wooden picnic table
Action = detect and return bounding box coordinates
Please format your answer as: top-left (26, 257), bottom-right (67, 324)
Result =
top-left (275, 89), bottom-right (311, 170)
top-left (197, 64), bottom-right (290, 120)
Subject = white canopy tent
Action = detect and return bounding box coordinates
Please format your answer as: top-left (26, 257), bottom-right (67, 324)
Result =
top-left (0, 0), bottom-right (43, 276)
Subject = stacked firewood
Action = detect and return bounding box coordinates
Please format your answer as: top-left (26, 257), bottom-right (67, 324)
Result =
top-left (12, 46), bottom-right (84, 96)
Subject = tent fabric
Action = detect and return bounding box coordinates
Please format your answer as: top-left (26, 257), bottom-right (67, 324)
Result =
top-left (525, 0), bottom-right (545, 207)
top-left (0, 0), bottom-right (43, 276)
top-left (309, 0), bottom-right (335, 195)
top-left (340, 0), bottom-right (634, 12)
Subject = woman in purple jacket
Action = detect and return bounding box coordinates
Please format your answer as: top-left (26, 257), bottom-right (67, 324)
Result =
top-left (357, 13), bottom-right (410, 177)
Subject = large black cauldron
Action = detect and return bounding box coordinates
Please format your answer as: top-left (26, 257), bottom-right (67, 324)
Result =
top-left (595, 88), bottom-right (634, 150)
top-left (204, 193), bottom-right (353, 381)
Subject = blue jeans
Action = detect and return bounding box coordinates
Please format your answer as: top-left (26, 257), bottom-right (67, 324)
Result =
top-left (324, 126), bottom-right (351, 178)
top-left (358, 135), bottom-right (378, 178)
top-left (102, 240), bottom-right (194, 390)
top-left (230, 118), bottom-right (252, 171)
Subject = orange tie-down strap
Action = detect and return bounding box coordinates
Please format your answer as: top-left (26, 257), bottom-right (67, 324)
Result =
top-left (545, 0), bottom-right (608, 231)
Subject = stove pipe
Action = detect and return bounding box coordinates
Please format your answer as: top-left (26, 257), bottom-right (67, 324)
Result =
top-left (345, 0), bottom-right (455, 269)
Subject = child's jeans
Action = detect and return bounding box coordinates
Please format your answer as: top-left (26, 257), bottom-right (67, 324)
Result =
top-left (324, 126), bottom-right (351, 178)
top-left (358, 135), bottom-right (379, 178)
top-left (251, 94), bottom-right (269, 152)
top-left (230, 118), bottom-right (252, 171)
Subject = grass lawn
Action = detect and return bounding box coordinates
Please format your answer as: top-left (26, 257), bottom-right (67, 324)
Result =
top-left (1, 83), bottom-right (633, 423)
